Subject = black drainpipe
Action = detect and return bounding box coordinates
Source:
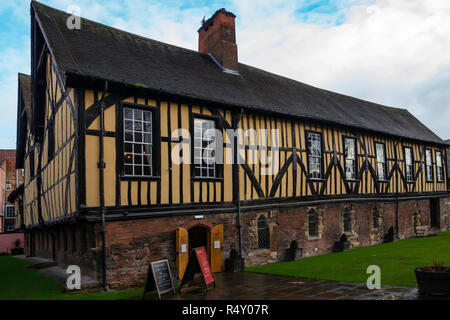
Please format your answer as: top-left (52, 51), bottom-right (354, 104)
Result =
top-left (395, 140), bottom-right (400, 238)
top-left (98, 81), bottom-right (108, 291)
top-left (235, 108), bottom-right (244, 258)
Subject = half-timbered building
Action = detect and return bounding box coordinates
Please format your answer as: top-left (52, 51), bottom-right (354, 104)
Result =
top-left (14, 1), bottom-right (450, 289)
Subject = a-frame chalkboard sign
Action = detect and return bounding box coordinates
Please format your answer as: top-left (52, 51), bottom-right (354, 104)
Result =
top-left (142, 259), bottom-right (176, 300)
top-left (179, 247), bottom-right (216, 292)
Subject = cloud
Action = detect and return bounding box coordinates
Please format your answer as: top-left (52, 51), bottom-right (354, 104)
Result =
top-left (0, 0), bottom-right (448, 149)
top-left (234, 0), bottom-right (450, 139)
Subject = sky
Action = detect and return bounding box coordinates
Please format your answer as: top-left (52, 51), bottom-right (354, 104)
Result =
top-left (0, 0), bottom-right (449, 148)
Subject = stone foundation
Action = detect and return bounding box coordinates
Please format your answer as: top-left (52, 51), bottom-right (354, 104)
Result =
top-left (25, 196), bottom-right (450, 289)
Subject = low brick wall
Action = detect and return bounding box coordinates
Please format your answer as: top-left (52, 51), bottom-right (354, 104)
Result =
top-left (24, 196), bottom-right (450, 290)
top-left (0, 232), bottom-right (24, 253)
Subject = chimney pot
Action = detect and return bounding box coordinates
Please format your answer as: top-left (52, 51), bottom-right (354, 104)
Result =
top-left (198, 9), bottom-right (238, 72)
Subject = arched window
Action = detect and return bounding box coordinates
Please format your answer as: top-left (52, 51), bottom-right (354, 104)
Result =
top-left (343, 208), bottom-right (351, 232)
top-left (308, 210), bottom-right (318, 237)
top-left (257, 215), bottom-right (270, 249)
top-left (373, 207), bottom-right (380, 229)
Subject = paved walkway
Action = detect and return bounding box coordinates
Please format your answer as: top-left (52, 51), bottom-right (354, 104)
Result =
top-left (14, 255), bottom-right (449, 300)
top-left (157, 272), bottom-right (448, 300)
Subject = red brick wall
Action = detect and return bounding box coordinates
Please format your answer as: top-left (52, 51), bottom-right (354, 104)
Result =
top-left (24, 197), bottom-right (450, 290)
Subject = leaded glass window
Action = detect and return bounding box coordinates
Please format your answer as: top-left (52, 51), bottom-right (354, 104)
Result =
top-left (425, 149), bottom-right (433, 181)
top-left (404, 147), bottom-right (414, 182)
top-left (308, 209), bottom-right (318, 237)
top-left (123, 107), bottom-right (153, 177)
top-left (373, 207), bottom-right (379, 229)
top-left (5, 205), bottom-right (14, 219)
top-left (307, 132), bottom-right (322, 179)
top-left (436, 151), bottom-right (443, 182)
top-left (194, 118), bottom-right (216, 178)
top-left (343, 208), bottom-right (351, 233)
top-left (257, 215), bottom-right (270, 249)
top-left (344, 137), bottom-right (356, 180)
top-left (375, 143), bottom-right (386, 180)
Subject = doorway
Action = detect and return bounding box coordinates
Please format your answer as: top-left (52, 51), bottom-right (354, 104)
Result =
top-left (430, 199), bottom-right (440, 229)
top-left (188, 225), bottom-right (209, 256)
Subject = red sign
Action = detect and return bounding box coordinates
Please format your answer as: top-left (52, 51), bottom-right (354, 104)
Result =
top-left (194, 247), bottom-right (214, 286)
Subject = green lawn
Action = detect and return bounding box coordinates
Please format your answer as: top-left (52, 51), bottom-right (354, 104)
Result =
top-left (246, 231), bottom-right (450, 288)
top-left (0, 256), bottom-right (142, 300)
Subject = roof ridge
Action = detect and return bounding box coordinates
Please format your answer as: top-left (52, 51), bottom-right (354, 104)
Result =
top-left (33, 1), bottom-right (414, 115)
top-left (31, 1), bottom-right (445, 145)
top-left (32, 1), bottom-right (204, 57)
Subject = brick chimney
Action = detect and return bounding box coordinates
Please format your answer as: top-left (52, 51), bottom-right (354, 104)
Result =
top-left (198, 9), bottom-right (238, 72)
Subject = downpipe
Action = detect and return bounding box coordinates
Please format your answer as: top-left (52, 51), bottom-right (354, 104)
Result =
top-left (98, 81), bottom-right (108, 291)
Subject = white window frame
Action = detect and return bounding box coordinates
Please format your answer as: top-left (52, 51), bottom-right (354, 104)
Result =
top-left (436, 150), bottom-right (443, 182)
top-left (5, 205), bottom-right (14, 219)
top-left (123, 107), bottom-right (153, 177)
top-left (404, 147), bottom-right (414, 182)
top-left (306, 132), bottom-right (322, 179)
top-left (193, 117), bottom-right (217, 179)
top-left (425, 149), bottom-right (433, 182)
top-left (344, 137), bottom-right (357, 180)
top-left (375, 143), bottom-right (387, 181)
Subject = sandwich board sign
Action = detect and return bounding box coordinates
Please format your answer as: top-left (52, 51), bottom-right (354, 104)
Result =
top-left (179, 247), bottom-right (215, 292)
top-left (142, 259), bottom-right (176, 299)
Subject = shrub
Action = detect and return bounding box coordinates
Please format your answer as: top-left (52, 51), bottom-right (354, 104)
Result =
top-left (289, 240), bottom-right (298, 250)
top-left (12, 239), bottom-right (22, 248)
top-left (229, 248), bottom-right (239, 260)
top-left (432, 261), bottom-right (445, 272)
top-left (339, 233), bottom-right (348, 242)
top-left (388, 227), bottom-right (395, 236)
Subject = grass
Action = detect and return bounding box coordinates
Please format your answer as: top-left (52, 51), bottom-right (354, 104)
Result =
top-left (246, 231), bottom-right (450, 288)
top-left (0, 256), bottom-right (143, 300)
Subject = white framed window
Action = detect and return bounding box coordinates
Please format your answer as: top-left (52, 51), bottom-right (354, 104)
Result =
top-left (194, 118), bottom-right (216, 178)
top-left (5, 205), bottom-right (14, 219)
top-left (425, 149), bottom-right (433, 182)
top-left (375, 143), bottom-right (387, 180)
top-left (344, 137), bottom-right (357, 180)
top-left (123, 107), bottom-right (153, 177)
top-left (436, 151), bottom-right (443, 182)
top-left (307, 132), bottom-right (322, 179)
top-left (5, 183), bottom-right (11, 191)
top-left (404, 147), bottom-right (414, 182)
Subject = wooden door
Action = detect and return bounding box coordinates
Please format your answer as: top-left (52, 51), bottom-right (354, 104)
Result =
top-left (210, 224), bottom-right (224, 273)
top-left (430, 199), bottom-right (440, 229)
top-left (176, 227), bottom-right (189, 279)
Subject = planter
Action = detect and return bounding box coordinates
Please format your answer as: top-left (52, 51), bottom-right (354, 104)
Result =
top-left (415, 268), bottom-right (450, 295)
top-left (225, 258), bottom-right (245, 272)
top-left (333, 241), bottom-right (350, 252)
top-left (285, 248), bottom-right (302, 261)
top-left (10, 248), bottom-right (24, 256)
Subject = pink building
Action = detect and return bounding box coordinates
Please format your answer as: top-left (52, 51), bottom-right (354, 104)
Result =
top-left (0, 150), bottom-right (24, 232)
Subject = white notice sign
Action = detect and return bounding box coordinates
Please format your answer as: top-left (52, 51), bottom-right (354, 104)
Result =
top-left (214, 241), bottom-right (220, 249)
top-left (181, 244), bottom-right (187, 253)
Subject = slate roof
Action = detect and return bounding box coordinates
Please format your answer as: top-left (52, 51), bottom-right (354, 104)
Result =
top-left (32, 1), bottom-right (445, 145)
top-left (18, 73), bottom-right (32, 119)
